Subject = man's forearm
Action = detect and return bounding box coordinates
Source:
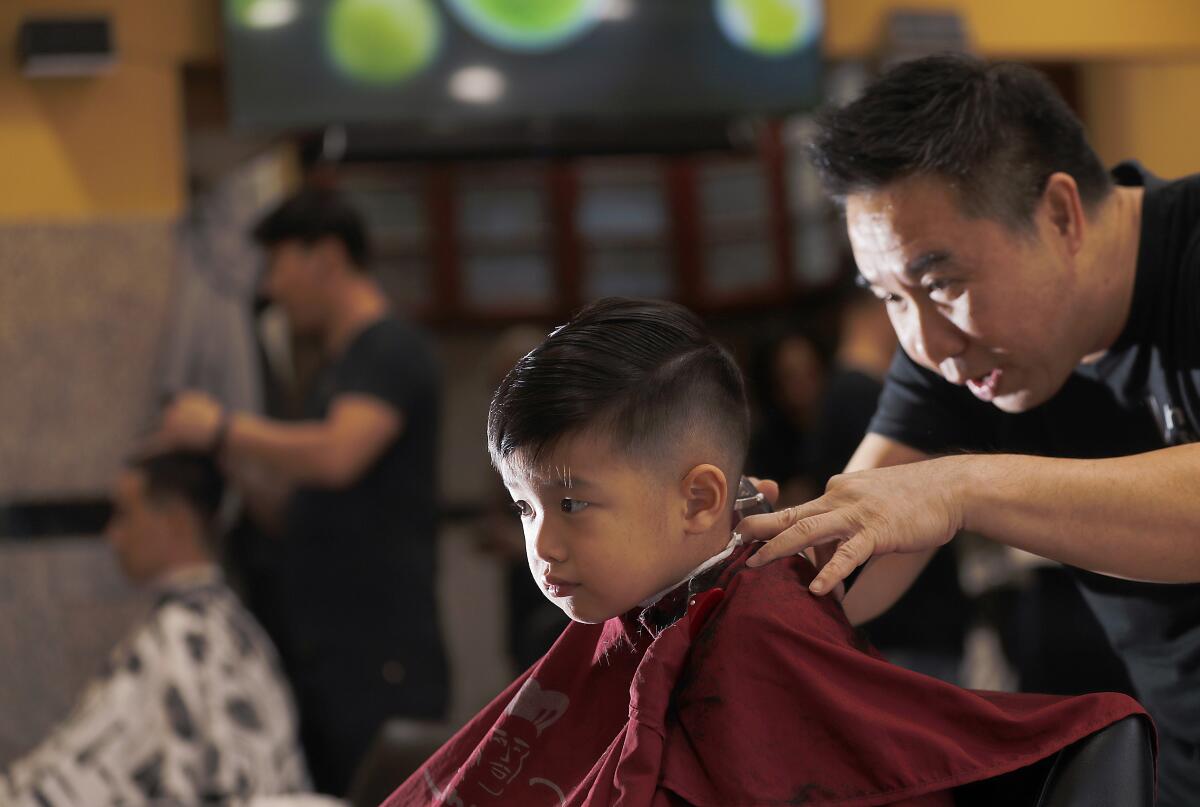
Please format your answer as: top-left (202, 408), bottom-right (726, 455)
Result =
top-left (225, 414), bottom-right (351, 488)
top-left (958, 444), bottom-right (1200, 582)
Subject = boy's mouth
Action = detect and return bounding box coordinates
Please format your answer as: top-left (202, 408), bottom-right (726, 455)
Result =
top-left (543, 574), bottom-right (580, 597)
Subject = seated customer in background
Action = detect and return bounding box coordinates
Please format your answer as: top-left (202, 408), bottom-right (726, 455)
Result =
top-left (384, 298), bottom-right (1147, 807)
top-left (0, 452), bottom-right (309, 807)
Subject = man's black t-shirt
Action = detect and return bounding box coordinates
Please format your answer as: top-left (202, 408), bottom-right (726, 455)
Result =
top-left (868, 163), bottom-right (1200, 788)
top-left (274, 316), bottom-right (449, 792)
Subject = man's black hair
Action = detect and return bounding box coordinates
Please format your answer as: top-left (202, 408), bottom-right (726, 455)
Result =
top-left (251, 187), bottom-right (371, 269)
top-left (129, 451), bottom-right (224, 528)
top-left (488, 298), bottom-right (750, 480)
top-left (810, 54), bottom-right (1112, 229)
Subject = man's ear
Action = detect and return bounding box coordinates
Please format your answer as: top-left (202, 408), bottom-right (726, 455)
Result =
top-left (1040, 172), bottom-right (1086, 256)
top-left (679, 464), bottom-right (729, 535)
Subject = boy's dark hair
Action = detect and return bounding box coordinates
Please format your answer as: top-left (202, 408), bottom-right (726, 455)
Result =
top-left (488, 298), bottom-right (750, 481)
top-left (130, 451), bottom-right (225, 528)
top-left (251, 188), bottom-right (371, 269)
top-left (810, 54), bottom-right (1112, 229)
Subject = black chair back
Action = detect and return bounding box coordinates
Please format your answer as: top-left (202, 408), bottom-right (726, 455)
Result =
top-left (955, 715), bottom-right (1155, 806)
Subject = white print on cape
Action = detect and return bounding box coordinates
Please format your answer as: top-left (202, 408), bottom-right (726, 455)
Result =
top-left (425, 678), bottom-right (569, 806)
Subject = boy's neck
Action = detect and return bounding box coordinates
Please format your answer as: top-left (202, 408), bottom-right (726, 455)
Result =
top-left (640, 528), bottom-right (740, 609)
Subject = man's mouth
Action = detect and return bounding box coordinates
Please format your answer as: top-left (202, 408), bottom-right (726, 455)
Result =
top-left (966, 368), bottom-right (1003, 402)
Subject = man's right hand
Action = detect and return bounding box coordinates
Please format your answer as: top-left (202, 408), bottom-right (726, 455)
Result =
top-left (739, 455), bottom-right (964, 592)
top-left (154, 391), bottom-right (225, 453)
top-left (745, 435), bottom-right (936, 611)
top-left (748, 476), bottom-right (845, 602)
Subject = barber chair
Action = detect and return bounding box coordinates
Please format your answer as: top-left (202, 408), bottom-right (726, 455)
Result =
top-left (346, 720), bottom-right (455, 807)
top-left (955, 715), bottom-right (1155, 806)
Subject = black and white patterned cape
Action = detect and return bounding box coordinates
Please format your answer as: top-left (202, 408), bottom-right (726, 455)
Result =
top-left (1, 568), bottom-right (310, 806)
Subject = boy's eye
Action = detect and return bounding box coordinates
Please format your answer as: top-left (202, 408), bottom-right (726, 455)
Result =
top-left (511, 500), bottom-right (534, 518)
top-left (560, 498), bottom-right (589, 514)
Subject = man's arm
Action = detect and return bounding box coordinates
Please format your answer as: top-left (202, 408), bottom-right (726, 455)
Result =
top-left (742, 441), bottom-right (1200, 595)
top-left (157, 391), bottom-right (401, 489)
top-left (958, 445), bottom-right (1200, 580)
top-left (837, 434), bottom-right (937, 626)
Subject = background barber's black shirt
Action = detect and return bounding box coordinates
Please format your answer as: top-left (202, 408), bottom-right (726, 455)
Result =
top-left (283, 316), bottom-right (448, 717)
top-left (868, 162), bottom-right (1200, 744)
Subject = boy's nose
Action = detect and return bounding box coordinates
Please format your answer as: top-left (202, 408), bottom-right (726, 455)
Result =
top-left (532, 522), bottom-right (568, 564)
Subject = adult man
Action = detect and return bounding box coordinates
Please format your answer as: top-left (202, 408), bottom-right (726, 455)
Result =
top-left (155, 189), bottom-right (449, 796)
top-left (741, 55), bottom-right (1200, 804)
top-left (1, 452), bottom-right (309, 806)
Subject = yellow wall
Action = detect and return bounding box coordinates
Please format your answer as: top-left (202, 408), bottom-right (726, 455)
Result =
top-left (0, 0), bottom-right (219, 221)
top-left (1082, 60), bottom-right (1200, 177)
top-left (4, 1), bottom-right (1199, 219)
top-left (825, 0), bottom-right (1200, 179)
top-left (824, 0), bottom-right (1200, 60)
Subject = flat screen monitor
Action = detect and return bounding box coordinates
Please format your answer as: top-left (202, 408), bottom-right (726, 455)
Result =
top-left (225, 0), bottom-right (823, 144)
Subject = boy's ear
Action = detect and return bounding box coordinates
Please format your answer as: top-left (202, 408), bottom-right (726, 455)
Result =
top-left (679, 464), bottom-right (729, 534)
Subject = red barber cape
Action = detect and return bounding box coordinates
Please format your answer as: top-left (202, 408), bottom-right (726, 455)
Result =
top-left (385, 545), bottom-right (1148, 806)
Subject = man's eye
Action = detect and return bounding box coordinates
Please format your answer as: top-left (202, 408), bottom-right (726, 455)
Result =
top-left (866, 286), bottom-right (898, 304)
top-left (511, 500), bottom-right (533, 518)
top-left (928, 282), bottom-right (964, 305)
top-left (560, 498), bottom-right (590, 514)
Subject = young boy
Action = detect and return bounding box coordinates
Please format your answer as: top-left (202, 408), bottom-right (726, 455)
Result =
top-left (385, 298), bottom-right (1147, 806)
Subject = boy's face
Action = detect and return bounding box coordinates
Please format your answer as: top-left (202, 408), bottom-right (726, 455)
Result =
top-left (501, 432), bottom-right (724, 624)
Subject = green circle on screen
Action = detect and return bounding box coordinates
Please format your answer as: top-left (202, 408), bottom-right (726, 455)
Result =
top-left (715, 0), bottom-right (821, 57)
top-left (327, 0), bottom-right (442, 84)
top-left (226, 0), bottom-right (299, 29)
top-left (227, 0), bottom-right (255, 26)
top-left (447, 0), bottom-right (603, 51)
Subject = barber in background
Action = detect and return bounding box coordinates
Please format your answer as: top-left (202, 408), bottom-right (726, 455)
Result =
top-left (155, 189), bottom-right (448, 796)
top-left (742, 55), bottom-right (1200, 805)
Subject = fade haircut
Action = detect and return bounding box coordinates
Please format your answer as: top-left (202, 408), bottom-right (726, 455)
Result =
top-left (487, 298), bottom-right (750, 485)
top-left (251, 187), bottom-right (371, 269)
top-left (129, 451), bottom-right (224, 530)
top-left (810, 54), bottom-right (1112, 230)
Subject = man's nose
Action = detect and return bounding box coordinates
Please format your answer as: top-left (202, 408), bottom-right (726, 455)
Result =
top-left (906, 304), bottom-right (969, 380)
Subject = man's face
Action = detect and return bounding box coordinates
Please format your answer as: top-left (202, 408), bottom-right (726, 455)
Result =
top-left (847, 175), bottom-right (1089, 413)
top-left (260, 242), bottom-right (330, 336)
top-left (501, 433), bottom-right (708, 624)
top-left (105, 470), bottom-right (168, 584)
